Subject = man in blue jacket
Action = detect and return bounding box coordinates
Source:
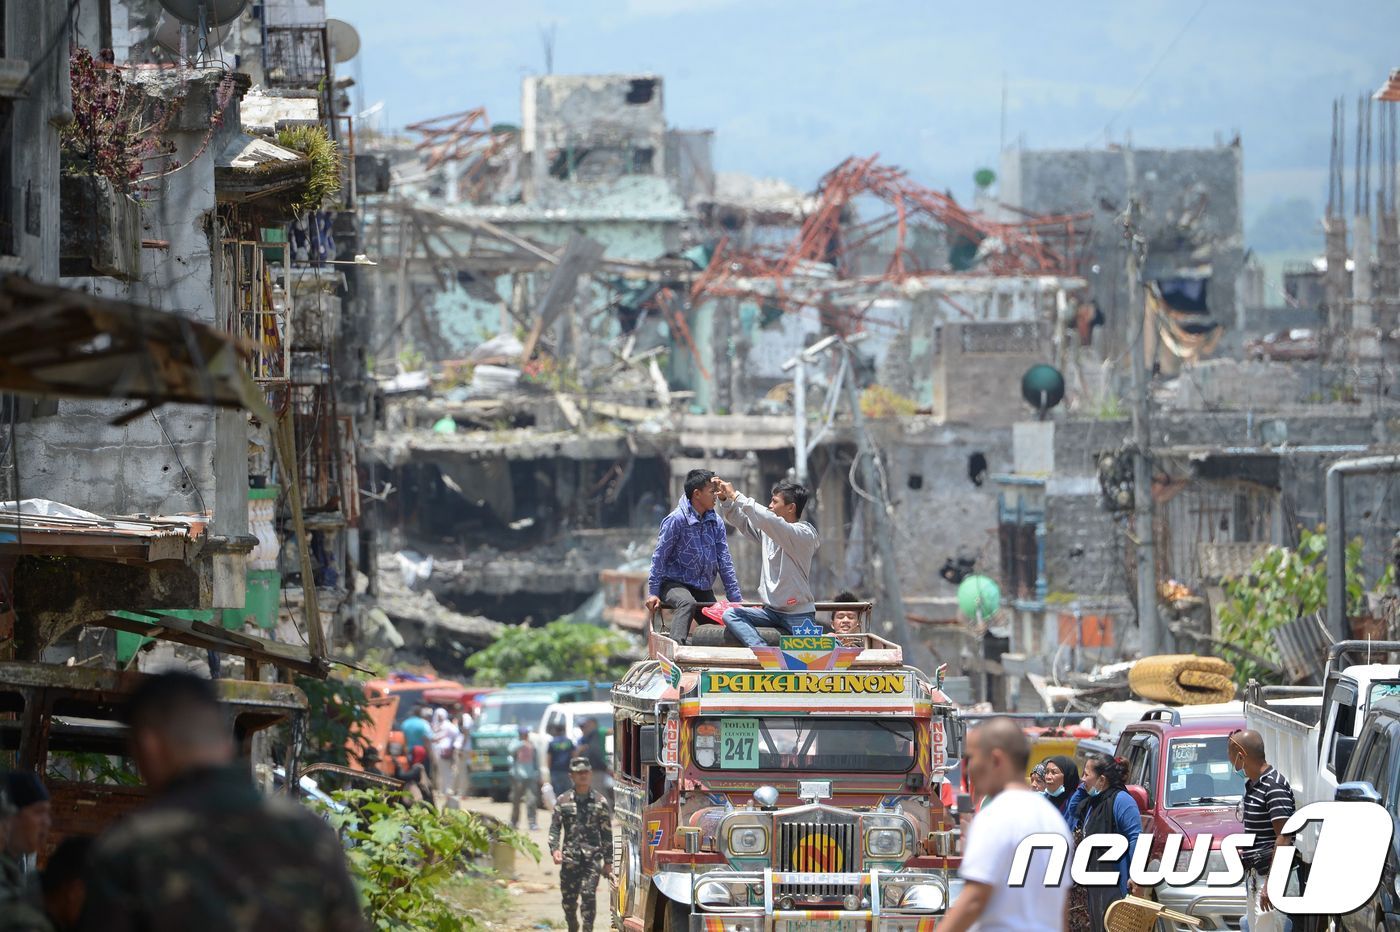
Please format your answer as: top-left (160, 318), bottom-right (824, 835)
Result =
top-left (645, 469), bottom-right (743, 642)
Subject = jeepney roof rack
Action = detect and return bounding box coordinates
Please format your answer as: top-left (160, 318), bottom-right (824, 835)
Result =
top-left (646, 601), bottom-right (906, 669)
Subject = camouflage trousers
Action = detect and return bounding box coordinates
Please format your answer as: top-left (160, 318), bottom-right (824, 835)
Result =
top-left (559, 859), bottom-right (602, 932)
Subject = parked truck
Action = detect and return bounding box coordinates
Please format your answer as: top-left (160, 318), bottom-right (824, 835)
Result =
top-left (1244, 640), bottom-right (1400, 872)
top-left (611, 602), bottom-right (960, 932)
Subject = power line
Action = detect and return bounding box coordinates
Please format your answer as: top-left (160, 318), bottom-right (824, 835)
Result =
top-left (1095, 0), bottom-right (1211, 146)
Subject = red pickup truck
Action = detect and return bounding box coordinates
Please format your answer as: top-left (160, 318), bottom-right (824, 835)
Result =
top-left (1108, 708), bottom-right (1248, 932)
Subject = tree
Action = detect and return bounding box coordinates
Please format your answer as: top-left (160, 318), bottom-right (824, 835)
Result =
top-left (1217, 526), bottom-right (1390, 685)
top-left (465, 620), bottom-right (635, 686)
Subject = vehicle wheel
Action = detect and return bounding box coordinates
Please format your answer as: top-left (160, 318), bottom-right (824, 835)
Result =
top-left (490, 788), bottom-right (509, 803)
top-left (661, 896), bottom-right (689, 932)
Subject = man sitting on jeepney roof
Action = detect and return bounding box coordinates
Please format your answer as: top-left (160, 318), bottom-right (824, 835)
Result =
top-left (714, 477), bottom-right (819, 648)
top-left (831, 591), bottom-right (861, 634)
top-left (644, 468), bottom-right (743, 643)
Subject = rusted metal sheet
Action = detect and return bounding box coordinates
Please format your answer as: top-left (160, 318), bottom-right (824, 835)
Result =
top-left (0, 275), bottom-right (273, 421)
top-left (1272, 614), bottom-right (1333, 683)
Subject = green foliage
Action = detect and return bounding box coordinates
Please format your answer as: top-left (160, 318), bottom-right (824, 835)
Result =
top-left (296, 674), bottom-right (375, 767)
top-left (466, 619), bottom-right (634, 686)
top-left (1217, 526), bottom-right (1370, 685)
top-left (46, 751), bottom-right (141, 786)
top-left (276, 124), bottom-right (342, 213)
top-left (325, 788), bottom-right (537, 930)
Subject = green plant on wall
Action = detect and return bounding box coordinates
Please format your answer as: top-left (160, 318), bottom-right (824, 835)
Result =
top-left (1217, 526), bottom-right (1376, 685)
top-left (277, 125), bottom-right (342, 213)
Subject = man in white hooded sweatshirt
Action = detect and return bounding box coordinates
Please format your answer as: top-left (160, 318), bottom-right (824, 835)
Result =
top-left (713, 477), bottom-right (819, 648)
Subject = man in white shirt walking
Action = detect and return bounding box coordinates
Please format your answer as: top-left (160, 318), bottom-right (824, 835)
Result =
top-left (941, 717), bottom-right (1072, 932)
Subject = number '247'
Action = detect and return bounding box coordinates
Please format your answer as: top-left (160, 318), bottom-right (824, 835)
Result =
top-left (724, 737), bottom-right (754, 758)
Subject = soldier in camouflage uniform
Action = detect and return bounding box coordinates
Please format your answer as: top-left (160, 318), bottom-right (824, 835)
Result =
top-left (549, 757), bottom-right (613, 932)
top-left (78, 672), bottom-right (366, 932)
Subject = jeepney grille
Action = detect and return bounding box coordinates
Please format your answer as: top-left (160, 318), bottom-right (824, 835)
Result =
top-left (775, 821), bottom-right (858, 902)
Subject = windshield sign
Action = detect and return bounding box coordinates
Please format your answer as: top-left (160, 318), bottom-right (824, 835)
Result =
top-left (693, 717), bottom-right (915, 772)
top-left (1166, 736), bottom-right (1245, 808)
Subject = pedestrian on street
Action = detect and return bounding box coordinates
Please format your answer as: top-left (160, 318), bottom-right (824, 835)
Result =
top-left (714, 478), bottom-right (820, 649)
top-left (79, 671), bottom-right (366, 932)
top-left (575, 717), bottom-right (609, 775)
top-left (548, 758), bottom-right (613, 932)
top-left (1042, 755), bottom-right (1081, 820)
top-left (644, 468), bottom-right (743, 643)
top-left (1067, 755), bottom-right (1142, 932)
top-left (400, 705), bottom-right (436, 785)
top-left (546, 722), bottom-right (575, 802)
top-left (453, 706), bottom-right (475, 798)
top-left (508, 724), bottom-right (541, 831)
top-left (1230, 728), bottom-right (1296, 932)
top-left (430, 708), bottom-right (460, 797)
top-left (939, 718), bottom-right (1071, 932)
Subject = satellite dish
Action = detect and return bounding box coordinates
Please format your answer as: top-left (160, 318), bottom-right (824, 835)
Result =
top-left (326, 19), bottom-right (361, 63)
top-left (154, 12), bottom-right (231, 55)
top-left (157, 0), bottom-right (249, 26)
top-left (1021, 364), bottom-right (1066, 417)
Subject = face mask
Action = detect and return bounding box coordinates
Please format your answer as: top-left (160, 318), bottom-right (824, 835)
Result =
top-left (1047, 785), bottom-right (1065, 798)
top-left (1087, 785), bottom-right (1102, 797)
top-left (1231, 755), bottom-right (1244, 775)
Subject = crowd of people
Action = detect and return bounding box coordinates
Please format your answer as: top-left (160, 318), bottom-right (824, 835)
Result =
top-left (944, 718), bottom-right (1296, 932)
top-left (506, 713), bottom-right (610, 832)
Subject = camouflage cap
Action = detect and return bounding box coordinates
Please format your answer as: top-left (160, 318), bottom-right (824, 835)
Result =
top-left (569, 757), bottom-right (592, 773)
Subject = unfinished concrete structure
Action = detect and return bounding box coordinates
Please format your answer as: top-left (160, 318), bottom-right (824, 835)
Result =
top-left (1000, 143), bottom-right (1246, 362)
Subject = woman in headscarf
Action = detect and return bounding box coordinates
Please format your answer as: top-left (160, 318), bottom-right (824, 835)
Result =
top-left (1029, 762), bottom-right (1047, 793)
top-left (1041, 755), bottom-right (1080, 819)
top-left (1068, 755), bottom-right (1141, 932)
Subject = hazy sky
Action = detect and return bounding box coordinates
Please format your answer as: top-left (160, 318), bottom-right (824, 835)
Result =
top-left (328, 0), bottom-right (1400, 227)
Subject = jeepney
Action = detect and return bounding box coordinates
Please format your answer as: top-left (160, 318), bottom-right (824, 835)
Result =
top-left (610, 604), bottom-right (960, 932)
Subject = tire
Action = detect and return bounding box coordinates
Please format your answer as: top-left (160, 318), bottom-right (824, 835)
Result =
top-left (490, 788), bottom-right (509, 803)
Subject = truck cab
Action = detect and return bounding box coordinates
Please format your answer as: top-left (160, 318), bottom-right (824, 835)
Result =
top-left (611, 602), bottom-right (959, 932)
top-left (1245, 640), bottom-right (1400, 865)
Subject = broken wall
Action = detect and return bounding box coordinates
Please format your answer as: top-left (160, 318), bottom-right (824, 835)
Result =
top-left (16, 71), bottom-right (242, 519)
top-left (1001, 144), bottom-right (1245, 359)
top-left (521, 75), bottom-right (667, 204)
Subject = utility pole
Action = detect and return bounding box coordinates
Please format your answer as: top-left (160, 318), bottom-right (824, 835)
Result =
top-left (1125, 198), bottom-right (1160, 657)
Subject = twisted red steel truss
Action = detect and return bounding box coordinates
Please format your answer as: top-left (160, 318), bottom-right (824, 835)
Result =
top-left (693, 155), bottom-right (1092, 321)
top-left (406, 107), bottom-right (517, 199)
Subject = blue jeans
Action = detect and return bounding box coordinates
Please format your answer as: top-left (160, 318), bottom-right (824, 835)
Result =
top-left (722, 606), bottom-right (815, 648)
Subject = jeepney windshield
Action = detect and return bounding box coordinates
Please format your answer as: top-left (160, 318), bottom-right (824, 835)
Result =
top-left (692, 717), bottom-right (916, 772)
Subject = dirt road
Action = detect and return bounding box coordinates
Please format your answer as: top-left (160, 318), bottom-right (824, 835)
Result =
top-left (457, 793), bottom-right (611, 932)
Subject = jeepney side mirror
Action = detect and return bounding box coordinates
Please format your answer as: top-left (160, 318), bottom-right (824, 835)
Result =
top-left (640, 725), bottom-right (659, 765)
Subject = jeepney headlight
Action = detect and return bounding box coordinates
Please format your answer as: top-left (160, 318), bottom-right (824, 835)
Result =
top-left (868, 827), bottom-right (907, 858)
top-left (725, 823), bottom-right (770, 856)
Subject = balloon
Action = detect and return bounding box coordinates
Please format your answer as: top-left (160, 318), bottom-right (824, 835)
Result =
top-left (957, 575), bottom-right (1001, 619)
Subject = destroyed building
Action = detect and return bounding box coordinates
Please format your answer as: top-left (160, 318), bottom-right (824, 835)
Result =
top-left (1, 0), bottom-right (377, 680)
